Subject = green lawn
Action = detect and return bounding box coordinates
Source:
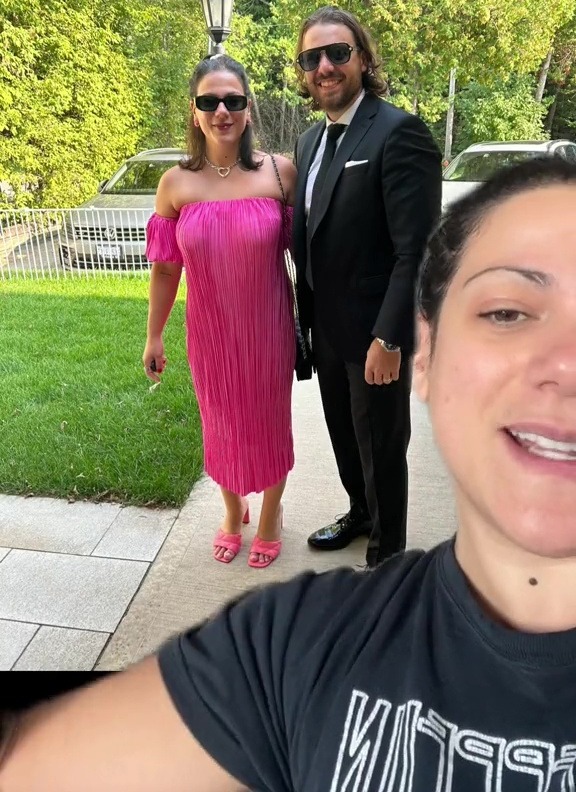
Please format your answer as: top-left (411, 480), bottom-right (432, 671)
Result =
top-left (0, 275), bottom-right (203, 507)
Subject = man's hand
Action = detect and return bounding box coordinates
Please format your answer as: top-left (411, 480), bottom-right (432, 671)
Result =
top-left (365, 340), bottom-right (401, 385)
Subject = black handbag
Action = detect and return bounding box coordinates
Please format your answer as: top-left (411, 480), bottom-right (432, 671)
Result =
top-left (270, 155), bottom-right (313, 381)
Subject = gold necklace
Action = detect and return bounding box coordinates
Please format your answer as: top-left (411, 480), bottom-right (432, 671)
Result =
top-left (204, 156), bottom-right (240, 178)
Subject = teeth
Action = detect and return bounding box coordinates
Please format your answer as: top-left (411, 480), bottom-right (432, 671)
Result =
top-left (510, 430), bottom-right (576, 460)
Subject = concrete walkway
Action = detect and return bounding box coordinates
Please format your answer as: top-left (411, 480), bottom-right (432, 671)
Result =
top-left (0, 379), bottom-right (456, 671)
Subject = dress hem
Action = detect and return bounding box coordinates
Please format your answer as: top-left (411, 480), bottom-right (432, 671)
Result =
top-left (205, 458), bottom-right (295, 496)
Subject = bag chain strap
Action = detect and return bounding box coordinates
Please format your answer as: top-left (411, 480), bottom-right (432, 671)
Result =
top-left (269, 154), bottom-right (308, 361)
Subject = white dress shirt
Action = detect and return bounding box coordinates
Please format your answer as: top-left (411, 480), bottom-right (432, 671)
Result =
top-left (305, 89), bottom-right (366, 218)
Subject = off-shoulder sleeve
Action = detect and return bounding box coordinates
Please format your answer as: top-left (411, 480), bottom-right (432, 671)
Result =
top-left (146, 213), bottom-right (184, 264)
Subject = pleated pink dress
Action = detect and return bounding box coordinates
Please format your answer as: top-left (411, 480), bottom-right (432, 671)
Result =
top-left (146, 198), bottom-right (295, 495)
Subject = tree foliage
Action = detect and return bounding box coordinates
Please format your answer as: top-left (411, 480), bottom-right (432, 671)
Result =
top-left (0, 0), bottom-right (142, 207)
top-left (455, 76), bottom-right (550, 150)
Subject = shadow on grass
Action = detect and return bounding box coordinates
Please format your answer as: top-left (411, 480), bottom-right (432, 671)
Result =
top-left (0, 280), bottom-right (203, 507)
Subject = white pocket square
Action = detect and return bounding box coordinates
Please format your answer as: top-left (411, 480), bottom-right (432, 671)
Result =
top-left (344, 159), bottom-right (369, 168)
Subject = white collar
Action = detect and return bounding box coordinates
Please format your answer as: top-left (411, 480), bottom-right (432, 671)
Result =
top-left (326, 89), bottom-right (365, 129)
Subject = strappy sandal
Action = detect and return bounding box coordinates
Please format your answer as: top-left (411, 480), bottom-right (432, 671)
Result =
top-left (213, 500), bottom-right (250, 564)
top-left (213, 530), bottom-right (242, 563)
top-left (248, 506), bottom-right (283, 569)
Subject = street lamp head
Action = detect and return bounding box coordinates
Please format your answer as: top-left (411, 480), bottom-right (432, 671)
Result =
top-left (201, 0), bottom-right (233, 45)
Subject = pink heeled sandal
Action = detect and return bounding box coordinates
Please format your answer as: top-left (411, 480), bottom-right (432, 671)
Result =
top-left (213, 500), bottom-right (250, 564)
top-left (248, 506), bottom-right (283, 569)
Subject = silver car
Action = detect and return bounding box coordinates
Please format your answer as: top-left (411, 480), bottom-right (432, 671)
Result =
top-left (59, 148), bottom-right (185, 269)
top-left (442, 139), bottom-right (576, 211)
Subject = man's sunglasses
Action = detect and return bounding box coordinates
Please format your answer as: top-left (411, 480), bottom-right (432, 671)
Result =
top-left (195, 94), bottom-right (248, 112)
top-left (297, 42), bottom-right (360, 72)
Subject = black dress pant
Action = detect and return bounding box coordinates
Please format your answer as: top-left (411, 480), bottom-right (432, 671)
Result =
top-left (313, 318), bottom-right (411, 567)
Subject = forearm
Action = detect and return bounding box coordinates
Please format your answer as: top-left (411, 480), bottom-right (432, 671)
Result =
top-left (0, 656), bottom-right (242, 792)
top-left (147, 262), bottom-right (183, 339)
top-left (372, 254), bottom-right (420, 346)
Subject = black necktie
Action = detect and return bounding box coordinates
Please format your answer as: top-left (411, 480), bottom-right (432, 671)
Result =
top-left (306, 123), bottom-right (346, 288)
top-left (310, 123), bottom-right (346, 216)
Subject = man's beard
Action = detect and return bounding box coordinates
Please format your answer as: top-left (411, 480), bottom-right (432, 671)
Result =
top-left (310, 77), bottom-right (362, 115)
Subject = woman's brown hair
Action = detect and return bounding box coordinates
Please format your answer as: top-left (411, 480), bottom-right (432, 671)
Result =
top-left (181, 55), bottom-right (262, 173)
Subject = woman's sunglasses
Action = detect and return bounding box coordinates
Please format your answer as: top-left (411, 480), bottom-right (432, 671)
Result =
top-left (195, 94), bottom-right (248, 112)
top-left (297, 42), bottom-right (360, 72)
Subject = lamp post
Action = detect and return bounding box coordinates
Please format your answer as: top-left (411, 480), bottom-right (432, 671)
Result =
top-left (201, 0), bottom-right (233, 55)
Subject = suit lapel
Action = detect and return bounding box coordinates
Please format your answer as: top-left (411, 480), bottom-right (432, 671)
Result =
top-left (296, 122), bottom-right (324, 206)
top-left (309, 94), bottom-right (378, 240)
top-left (293, 122), bottom-right (324, 264)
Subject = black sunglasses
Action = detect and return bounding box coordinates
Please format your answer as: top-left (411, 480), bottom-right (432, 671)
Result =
top-left (297, 42), bottom-right (360, 72)
top-left (195, 94), bottom-right (248, 112)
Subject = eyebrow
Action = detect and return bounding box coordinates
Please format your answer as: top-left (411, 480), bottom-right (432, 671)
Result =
top-left (463, 266), bottom-right (552, 288)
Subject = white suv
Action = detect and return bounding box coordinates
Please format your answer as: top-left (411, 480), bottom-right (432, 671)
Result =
top-left (442, 140), bottom-right (576, 210)
top-left (59, 148), bottom-right (185, 269)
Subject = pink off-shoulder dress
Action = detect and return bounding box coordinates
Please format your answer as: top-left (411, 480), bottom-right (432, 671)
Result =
top-left (146, 198), bottom-right (296, 495)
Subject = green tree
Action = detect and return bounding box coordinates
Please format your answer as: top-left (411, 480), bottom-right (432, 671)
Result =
top-left (272, 0), bottom-right (574, 126)
top-left (541, 10), bottom-right (576, 139)
top-left (454, 76), bottom-right (550, 151)
top-left (0, 0), bottom-right (142, 207)
top-left (103, 0), bottom-right (207, 150)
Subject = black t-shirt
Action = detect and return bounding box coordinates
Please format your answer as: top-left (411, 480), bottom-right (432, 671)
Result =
top-left (158, 540), bottom-right (576, 791)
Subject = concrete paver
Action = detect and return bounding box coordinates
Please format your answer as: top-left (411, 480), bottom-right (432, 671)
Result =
top-left (91, 506), bottom-right (178, 562)
top-left (0, 550), bottom-right (148, 632)
top-left (13, 626), bottom-right (109, 671)
top-left (0, 495), bottom-right (121, 555)
top-left (0, 619), bottom-right (39, 670)
top-left (0, 548), bottom-right (10, 563)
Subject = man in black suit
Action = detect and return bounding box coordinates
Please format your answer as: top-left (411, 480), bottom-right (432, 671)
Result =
top-left (293, 6), bottom-right (442, 567)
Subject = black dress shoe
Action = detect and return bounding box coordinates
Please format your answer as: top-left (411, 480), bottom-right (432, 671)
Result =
top-left (307, 512), bottom-right (372, 550)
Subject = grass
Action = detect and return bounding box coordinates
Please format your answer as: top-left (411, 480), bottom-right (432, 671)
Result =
top-left (0, 275), bottom-right (203, 507)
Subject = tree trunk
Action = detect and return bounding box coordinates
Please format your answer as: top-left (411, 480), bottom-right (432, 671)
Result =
top-left (545, 93), bottom-right (559, 133)
top-left (535, 49), bottom-right (554, 102)
top-left (410, 66), bottom-right (419, 114)
top-left (444, 68), bottom-right (456, 161)
top-left (279, 75), bottom-right (287, 150)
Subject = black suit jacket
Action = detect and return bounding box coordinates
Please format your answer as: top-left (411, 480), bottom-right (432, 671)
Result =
top-left (293, 93), bottom-right (442, 363)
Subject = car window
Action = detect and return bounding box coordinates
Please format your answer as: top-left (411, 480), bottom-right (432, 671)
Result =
top-left (103, 161), bottom-right (178, 194)
top-left (443, 150), bottom-right (541, 182)
top-left (564, 145), bottom-right (576, 164)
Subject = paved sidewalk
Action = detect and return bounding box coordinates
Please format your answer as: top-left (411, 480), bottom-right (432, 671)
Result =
top-left (0, 379), bottom-right (456, 671)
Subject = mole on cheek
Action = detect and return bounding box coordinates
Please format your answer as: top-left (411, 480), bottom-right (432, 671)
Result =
top-left (529, 578), bottom-right (538, 586)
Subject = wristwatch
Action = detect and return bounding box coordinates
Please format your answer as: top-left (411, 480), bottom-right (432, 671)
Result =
top-left (375, 338), bottom-right (400, 352)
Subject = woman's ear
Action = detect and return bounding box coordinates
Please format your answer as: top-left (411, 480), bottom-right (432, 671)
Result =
top-left (413, 314), bottom-right (432, 403)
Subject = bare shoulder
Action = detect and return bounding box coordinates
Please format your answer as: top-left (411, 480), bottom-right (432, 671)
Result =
top-left (270, 153), bottom-right (297, 203)
top-left (0, 655), bottom-right (246, 792)
top-left (271, 153), bottom-right (296, 179)
top-left (156, 164), bottom-right (203, 217)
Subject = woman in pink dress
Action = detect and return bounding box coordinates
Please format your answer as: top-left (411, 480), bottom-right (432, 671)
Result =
top-left (143, 55), bottom-right (296, 568)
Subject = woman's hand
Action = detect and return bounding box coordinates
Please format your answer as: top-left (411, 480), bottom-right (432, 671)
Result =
top-left (143, 338), bottom-right (166, 383)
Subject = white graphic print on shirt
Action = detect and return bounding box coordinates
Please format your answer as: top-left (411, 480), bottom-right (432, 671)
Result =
top-left (330, 690), bottom-right (576, 792)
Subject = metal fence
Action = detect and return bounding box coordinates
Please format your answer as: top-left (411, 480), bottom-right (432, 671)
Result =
top-left (0, 208), bottom-right (155, 280)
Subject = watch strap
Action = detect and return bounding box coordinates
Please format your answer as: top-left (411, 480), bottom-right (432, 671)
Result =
top-left (375, 338), bottom-right (400, 352)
